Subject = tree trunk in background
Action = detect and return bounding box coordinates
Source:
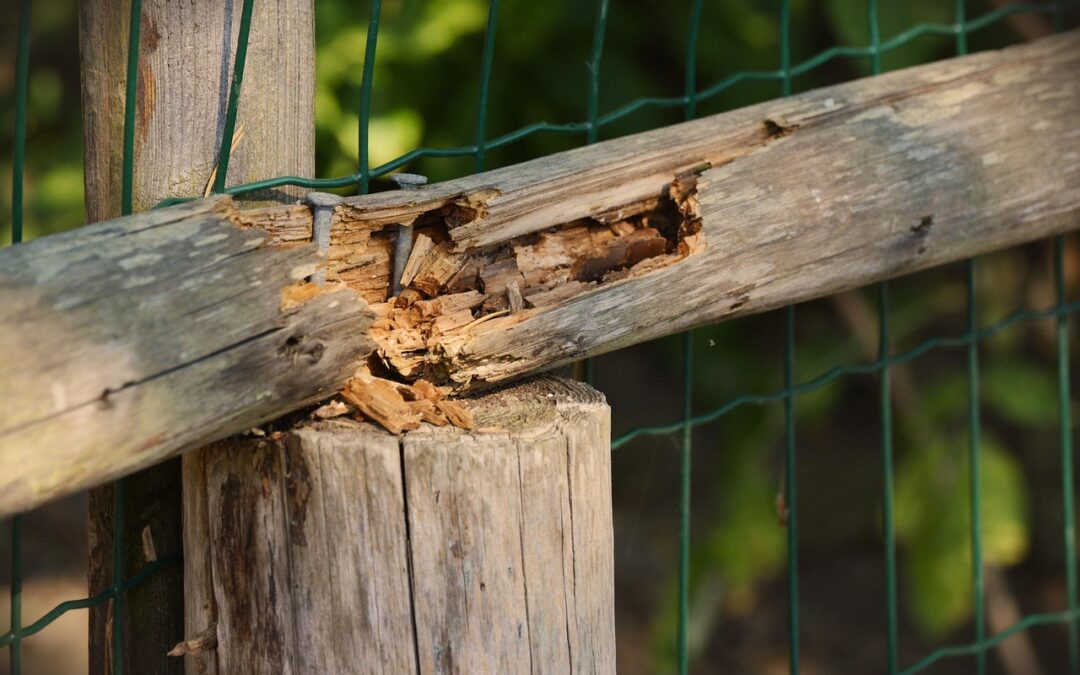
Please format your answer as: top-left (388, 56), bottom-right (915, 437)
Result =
top-left (79, 0), bottom-right (315, 671)
top-left (183, 377), bottom-right (617, 675)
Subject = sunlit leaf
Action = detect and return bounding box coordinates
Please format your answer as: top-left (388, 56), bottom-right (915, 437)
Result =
top-left (898, 433), bottom-right (1029, 637)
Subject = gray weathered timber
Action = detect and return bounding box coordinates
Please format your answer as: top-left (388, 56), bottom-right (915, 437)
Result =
top-left (232, 30), bottom-right (1080, 391)
top-left (0, 197), bottom-right (373, 517)
top-left (79, 1), bottom-right (318, 669)
top-left (433, 29), bottom-right (1079, 386)
top-left (79, 0), bottom-right (316, 220)
top-left (182, 377), bottom-right (615, 675)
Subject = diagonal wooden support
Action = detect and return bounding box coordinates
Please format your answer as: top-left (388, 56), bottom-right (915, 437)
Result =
top-left (1, 29), bottom-right (1078, 517)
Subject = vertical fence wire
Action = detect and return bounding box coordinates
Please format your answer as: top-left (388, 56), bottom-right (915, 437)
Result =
top-left (677, 333), bottom-right (694, 674)
top-left (473, 0), bottom-right (500, 173)
top-left (952, 3), bottom-right (988, 673)
top-left (676, 1), bottom-right (704, 671)
top-left (357, 0), bottom-right (383, 194)
top-left (1052, 6), bottom-right (1078, 675)
top-left (11, 0), bottom-right (29, 247)
top-left (7, 517), bottom-right (20, 675)
top-left (1058, 233), bottom-right (1079, 673)
top-left (110, 484), bottom-right (126, 674)
top-left (213, 0), bottom-right (256, 194)
top-left (965, 259), bottom-right (986, 674)
top-left (684, 0), bottom-right (704, 121)
top-left (778, 1), bottom-right (801, 671)
top-left (866, 1), bottom-right (900, 672)
top-left (579, 0), bottom-right (612, 387)
top-left (676, 3), bottom-right (705, 672)
top-left (120, 0), bottom-right (143, 218)
top-left (585, 0), bottom-right (611, 146)
top-left (111, 0), bottom-right (146, 671)
top-left (7, 2), bottom-right (30, 673)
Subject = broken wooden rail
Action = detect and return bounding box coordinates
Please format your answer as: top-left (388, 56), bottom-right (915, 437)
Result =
top-left (2, 29), bottom-right (1078, 516)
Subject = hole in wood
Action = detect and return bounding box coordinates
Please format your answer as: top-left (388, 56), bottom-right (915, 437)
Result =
top-left (367, 169), bottom-right (707, 385)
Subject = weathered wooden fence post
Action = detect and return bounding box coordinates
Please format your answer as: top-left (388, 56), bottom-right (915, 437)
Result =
top-left (79, 3), bottom-right (617, 671)
top-left (182, 376), bottom-right (616, 674)
top-left (79, 0), bottom-right (315, 671)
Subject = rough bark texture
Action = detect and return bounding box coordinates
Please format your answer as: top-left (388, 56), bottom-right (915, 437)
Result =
top-left (182, 376), bottom-right (615, 675)
top-left (77, 0), bottom-right (316, 671)
top-left (0, 197), bottom-right (374, 514)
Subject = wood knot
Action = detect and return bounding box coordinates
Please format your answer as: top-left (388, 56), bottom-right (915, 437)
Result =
top-left (278, 335), bottom-right (325, 365)
top-left (911, 214), bottom-right (933, 235)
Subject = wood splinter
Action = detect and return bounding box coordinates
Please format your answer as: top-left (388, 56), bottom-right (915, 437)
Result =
top-left (168, 624), bottom-right (218, 658)
top-left (338, 369), bottom-right (475, 434)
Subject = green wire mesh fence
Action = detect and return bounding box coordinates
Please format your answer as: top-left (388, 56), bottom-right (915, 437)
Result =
top-left (2, 1), bottom-right (1078, 673)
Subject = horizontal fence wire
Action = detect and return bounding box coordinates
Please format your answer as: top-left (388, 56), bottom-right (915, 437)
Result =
top-left (2, 2), bottom-right (1077, 674)
top-left (149, 1), bottom-right (1079, 209)
top-left (611, 300), bottom-right (1080, 449)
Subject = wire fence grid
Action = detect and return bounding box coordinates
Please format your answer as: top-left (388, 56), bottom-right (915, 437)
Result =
top-left (2, 1), bottom-right (1079, 674)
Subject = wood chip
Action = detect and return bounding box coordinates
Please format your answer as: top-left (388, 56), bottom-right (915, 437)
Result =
top-left (141, 525), bottom-right (157, 563)
top-left (410, 378), bottom-right (449, 402)
top-left (411, 241), bottom-right (466, 296)
top-left (408, 398), bottom-right (448, 426)
top-left (399, 234), bottom-right (436, 288)
top-left (312, 400), bottom-right (351, 419)
top-left (340, 374), bottom-right (421, 434)
top-left (436, 399), bottom-right (475, 429)
top-left (168, 625), bottom-right (218, 657)
top-left (507, 280), bottom-right (524, 313)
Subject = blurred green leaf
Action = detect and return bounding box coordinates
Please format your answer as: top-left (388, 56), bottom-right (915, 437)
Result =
top-left (650, 441), bottom-right (785, 671)
top-left (897, 433), bottom-right (1029, 637)
top-left (917, 373), bottom-right (967, 427)
top-left (983, 359), bottom-right (1059, 427)
top-left (822, 0), bottom-right (951, 72)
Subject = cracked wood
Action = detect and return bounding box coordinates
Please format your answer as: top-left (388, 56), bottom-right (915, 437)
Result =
top-left (0, 197), bottom-right (374, 517)
top-left (183, 376), bottom-right (615, 675)
top-left (238, 29), bottom-right (1080, 391)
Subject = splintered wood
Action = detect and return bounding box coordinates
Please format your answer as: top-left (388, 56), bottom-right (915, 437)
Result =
top-left (338, 369), bottom-right (475, 434)
top-left (232, 29), bottom-right (1080, 431)
top-left (323, 171), bottom-right (701, 395)
top-left (265, 171), bottom-right (704, 432)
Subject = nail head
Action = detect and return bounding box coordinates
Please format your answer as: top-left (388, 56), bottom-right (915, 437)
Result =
top-left (305, 191), bottom-right (345, 208)
top-left (391, 173), bottom-right (429, 189)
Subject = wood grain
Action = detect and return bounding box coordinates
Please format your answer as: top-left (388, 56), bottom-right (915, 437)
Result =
top-left (78, 2), bottom-right (317, 670)
top-left (221, 31), bottom-right (1080, 391)
top-left (182, 376), bottom-right (615, 675)
top-left (5, 30), bottom-right (1077, 514)
top-left (0, 197), bottom-right (374, 517)
top-left (287, 29), bottom-right (1078, 390)
top-left (79, 0), bottom-right (315, 219)
top-left (403, 378), bottom-right (616, 674)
